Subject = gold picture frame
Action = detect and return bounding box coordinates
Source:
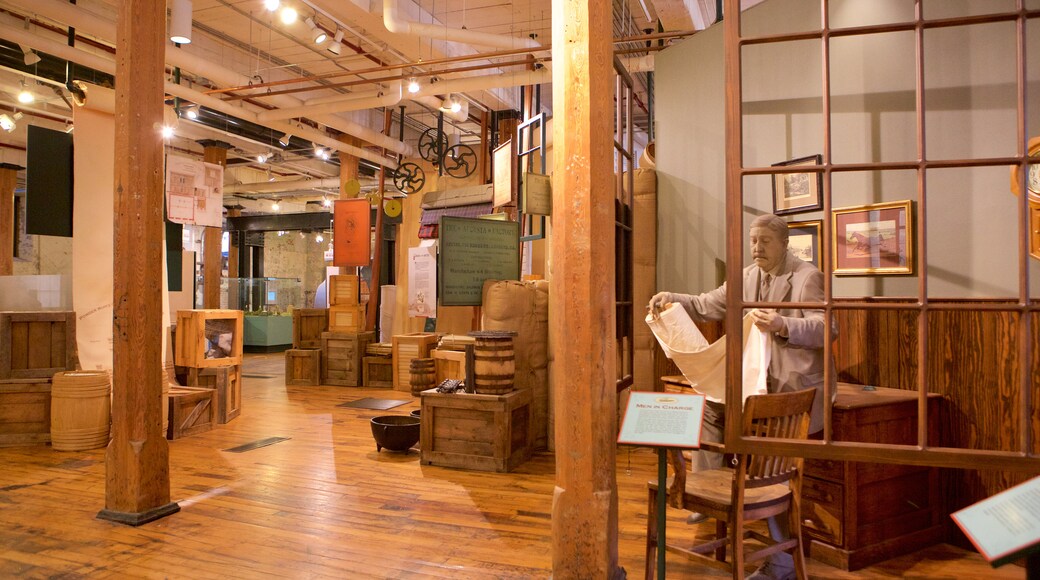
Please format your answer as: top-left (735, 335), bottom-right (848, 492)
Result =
top-left (832, 200), bottom-right (914, 276)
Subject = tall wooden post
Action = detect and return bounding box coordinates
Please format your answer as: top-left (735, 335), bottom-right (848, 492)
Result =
top-left (199, 140), bottom-right (231, 308)
top-left (338, 134), bottom-right (362, 198)
top-left (99, 0), bottom-right (178, 526)
top-left (0, 163), bottom-right (21, 276)
top-left (549, 0), bottom-right (620, 575)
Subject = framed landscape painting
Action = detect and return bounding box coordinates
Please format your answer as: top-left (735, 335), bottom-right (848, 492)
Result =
top-left (771, 154), bottom-right (823, 216)
top-left (832, 200), bottom-right (913, 275)
top-left (787, 220), bottom-right (821, 269)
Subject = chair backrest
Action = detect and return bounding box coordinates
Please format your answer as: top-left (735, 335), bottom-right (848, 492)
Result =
top-left (739, 389), bottom-right (815, 488)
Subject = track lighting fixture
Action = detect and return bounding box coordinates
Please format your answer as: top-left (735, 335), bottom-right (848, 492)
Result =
top-left (407, 77), bottom-right (421, 94)
top-left (17, 80), bottom-right (34, 104)
top-left (280, 6), bottom-right (298, 25)
top-left (257, 151), bottom-right (270, 163)
top-left (181, 103), bottom-right (199, 120)
top-left (263, 0), bottom-right (280, 11)
top-left (169, 0), bottom-right (193, 44)
top-left (322, 196), bottom-right (331, 207)
top-left (19, 45), bottom-right (40, 66)
top-left (327, 30), bottom-right (344, 55)
top-left (306, 18), bottom-right (327, 44)
top-left (278, 131), bottom-right (292, 147)
top-left (272, 199), bottom-right (281, 212)
top-left (315, 233), bottom-right (324, 243)
top-left (0, 112), bottom-right (22, 133)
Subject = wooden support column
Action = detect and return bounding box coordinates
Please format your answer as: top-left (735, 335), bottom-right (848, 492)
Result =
top-left (0, 163), bottom-right (21, 276)
top-left (99, 0), bottom-right (178, 526)
top-left (338, 134), bottom-right (362, 198)
top-left (549, 0), bottom-right (620, 575)
top-left (199, 140), bottom-right (231, 308)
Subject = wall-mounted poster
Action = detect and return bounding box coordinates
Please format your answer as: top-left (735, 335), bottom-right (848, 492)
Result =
top-left (333, 198), bottom-right (371, 267)
top-left (438, 216), bottom-right (520, 306)
top-left (165, 154), bottom-right (223, 227)
top-left (408, 244), bottom-right (437, 318)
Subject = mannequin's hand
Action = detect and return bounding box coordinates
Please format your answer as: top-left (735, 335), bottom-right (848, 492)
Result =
top-left (750, 308), bottom-right (786, 334)
top-left (648, 292), bottom-right (674, 315)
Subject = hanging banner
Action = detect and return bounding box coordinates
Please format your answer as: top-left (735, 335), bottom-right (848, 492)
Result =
top-left (408, 243), bottom-right (437, 318)
top-left (333, 198), bottom-right (371, 267)
top-left (165, 154), bottom-right (223, 227)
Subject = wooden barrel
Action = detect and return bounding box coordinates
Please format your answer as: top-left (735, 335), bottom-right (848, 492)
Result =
top-left (51, 370), bottom-right (111, 451)
top-left (469, 331), bottom-right (517, 395)
top-left (409, 358), bottom-right (436, 396)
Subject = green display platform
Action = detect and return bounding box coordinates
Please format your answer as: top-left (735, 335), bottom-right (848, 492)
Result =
top-left (243, 315), bottom-right (293, 353)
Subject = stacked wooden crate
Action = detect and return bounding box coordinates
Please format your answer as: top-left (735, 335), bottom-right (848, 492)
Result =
top-left (392, 333), bottom-right (439, 392)
top-left (285, 308), bottom-right (327, 386)
top-left (328, 275), bottom-right (365, 333)
top-left (318, 275), bottom-right (373, 387)
top-left (173, 309), bottom-right (243, 436)
top-left (362, 343), bottom-right (393, 388)
top-left (0, 311), bottom-right (77, 447)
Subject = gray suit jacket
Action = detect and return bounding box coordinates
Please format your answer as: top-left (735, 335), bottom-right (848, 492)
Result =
top-left (671, 251), bottom-right (833, 432)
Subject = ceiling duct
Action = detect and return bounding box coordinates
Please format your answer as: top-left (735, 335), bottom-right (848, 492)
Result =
top-left (382, 0), bottom-right (541, 51)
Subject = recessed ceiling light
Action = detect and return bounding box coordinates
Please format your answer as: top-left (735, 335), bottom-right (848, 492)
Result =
top-left (280, 6), bottom-right (298, 25)
top-left (263, 0), bottom-right (280, 11)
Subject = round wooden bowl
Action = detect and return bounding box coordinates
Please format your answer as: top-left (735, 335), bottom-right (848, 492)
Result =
top-left (370, 415), bottom-right (420, 452)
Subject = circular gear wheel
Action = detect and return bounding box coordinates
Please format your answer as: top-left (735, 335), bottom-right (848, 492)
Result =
top-left (442, 144), bottom-right (478, 178)
top-left (393, 162), bottom-right (426, 194)
top-left (417, 128), bottom-right (448, 163)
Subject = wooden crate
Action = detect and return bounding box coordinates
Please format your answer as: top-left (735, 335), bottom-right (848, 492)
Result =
top-left (328, 274), bottom-right (360, 305)
top-left (431, 349), bottom-right (466, 384)
top-left (362, 356), bottom-right (393, 388)
top-left (285, 349), bottom-right (321, 386)
top-left (322, 331), bottom-right (375, 386)
top-left (174, 309), bottom-right (244, 368)
top-left (328, 304), bottom-right (366, 333)
top-left (0, 379), bottom-right (51, 447)
top-left (292, 308), bottom-right (328, 349)
top-left (392, 333), bottom-right (439, 392)
top-left (185, 366), bottom-right (242, 424)
top-left (0, 311), bottom-right (77, 380)
top-left (167, 386), bottom-right (217, 439)
top-left (420, 388), bottom-right (532, 473)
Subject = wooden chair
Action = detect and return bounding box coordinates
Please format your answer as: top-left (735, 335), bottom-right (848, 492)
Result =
top-left (645, 389), bottom-right (816, 580)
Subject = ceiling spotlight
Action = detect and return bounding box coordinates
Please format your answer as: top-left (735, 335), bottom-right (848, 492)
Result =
top-left (407, 77), bottom-right (420, 94)
top-left (327, 30), bottom-right (344, 55)
top-left (322, 196), bottom-right (331, 207)
top-left (278, 131), bottom-right (292, 147)
top-left (263, 0), bottom-right (280, 11)
top-left (257, 152), bottom-right (270, 163)
top-left (182, 104), bottom-right (199, 120)
top-left (0, 112), bottom-right (21, 133)
top-left (161, 125), bottom-right (175, 139)
top-left (306, 18), bottom-right (327, 44)
top-left (315, 233), bottom-right (324, 243)
top-left (19, 45), bottom-right (41, 66)
top-left (277, 230), bottom-right (285, 236)
top-left (17, 81), bottom-right (34, 104)
top-left (169, 0), bottom-right (193, 44)
top-left (313, 144), bottom-right (330, 160)
top-left (272, 199), bottom-right (281, 212)
top-left (266, 168), bottom-right (275, 182)
top-left (279, 6), bottom-right (298, 25)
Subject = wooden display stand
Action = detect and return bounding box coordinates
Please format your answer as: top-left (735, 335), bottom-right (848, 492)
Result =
top-left (431, 349), bottom-right (466, 384)
top-left (802, 384), bottom-right (944, 570)
top-left (174, 309), bottom-right (244, 368)
top-left (420, 388), bottom-right (533, 473)
top-left (321, 331), bottom-right (374, 387)
top-left (392, 333), bottom-right (439, 392)
top-left (285, 349), bottom-right (321, 386)
top-left (0, 379), bottom-right (51, 447)
top-left (292, 308), bottom-right (328, 349)
top-left (362, 355), bottom-right (393, 388)
top-left (167, 386), bottom-right (217, 439)
top-left (0, 311), bottom-right (77, 380)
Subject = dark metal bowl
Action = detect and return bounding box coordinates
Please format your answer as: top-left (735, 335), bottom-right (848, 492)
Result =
top-left (370, 415), bottom-right (420, 452)
top-left (409, 409), bottom-right (421, 419)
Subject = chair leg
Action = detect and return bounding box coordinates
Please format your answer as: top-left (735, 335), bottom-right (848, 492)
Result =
top-left (715, 519), bottom-right (727, 563)
top-left (788, 496), bottom-right (809, 580)
top-left (646, 488), bottom-right (658, 580)
top-left (730, 511), bottom-right (745, 580)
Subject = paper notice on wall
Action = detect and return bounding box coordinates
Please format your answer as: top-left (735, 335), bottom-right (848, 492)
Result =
top-left (408, 245), bottom-right (437, 318)
top-left (72, 106), bottom-right (114, 371)
top-left (165, 154), bottom-right (223, 227)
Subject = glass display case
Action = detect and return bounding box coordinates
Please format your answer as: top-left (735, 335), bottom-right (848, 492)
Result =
top-left (222, 277), bottom-right (303, 314)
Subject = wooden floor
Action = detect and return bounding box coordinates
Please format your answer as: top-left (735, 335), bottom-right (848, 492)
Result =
top-left (0, 353), bottom-right (1023, 579)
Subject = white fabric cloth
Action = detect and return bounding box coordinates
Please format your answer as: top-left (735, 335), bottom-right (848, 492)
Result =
top-left (645, 303), bottom-right (770, 404)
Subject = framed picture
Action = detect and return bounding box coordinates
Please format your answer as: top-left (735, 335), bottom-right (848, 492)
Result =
top-left (771, 154), bottom-right (823, 216)
top-left (832, 200), bottom-right (914, 275)
top-left (787, 220), bottom-right (821, 269)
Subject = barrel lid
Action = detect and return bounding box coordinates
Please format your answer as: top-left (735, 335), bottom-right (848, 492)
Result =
top-left (468, 330), bottom-right (517, 338)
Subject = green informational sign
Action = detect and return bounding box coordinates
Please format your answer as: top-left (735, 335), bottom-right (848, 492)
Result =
top-left (438, 216), bottom-right (520, 306)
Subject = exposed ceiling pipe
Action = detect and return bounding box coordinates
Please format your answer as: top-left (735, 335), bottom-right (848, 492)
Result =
top-left (411, 95), bottom-right (469, 122)
top-left (382, 0), bottom-right (540, 51)
top-left (258, 80), bottom-right (402, 122)
top-left (0, 18), bottom-right (401, 169)
top-left (224, 177), bottom-right (349, 194)
top-left (3, 0), bottom-right (416, 158)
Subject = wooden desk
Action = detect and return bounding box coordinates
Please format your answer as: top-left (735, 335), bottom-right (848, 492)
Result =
top-left (658, 377), bottom-right (944, 570)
